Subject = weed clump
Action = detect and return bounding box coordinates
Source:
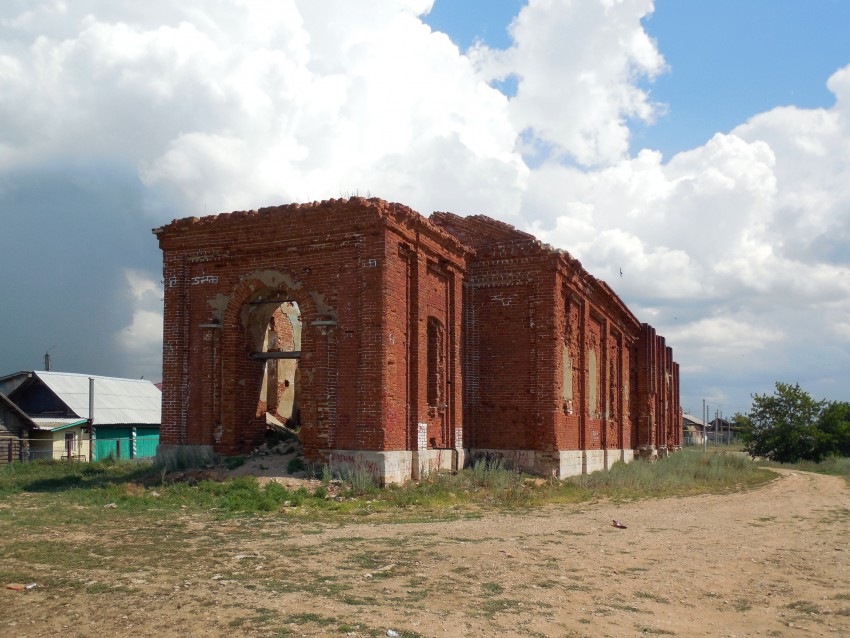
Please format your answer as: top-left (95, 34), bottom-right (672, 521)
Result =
top-left (571, 449), bottom-right (771, 499)
top-left (341, 467), bottom-right (378, 497)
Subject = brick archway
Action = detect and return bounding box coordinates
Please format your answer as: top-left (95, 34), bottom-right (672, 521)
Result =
top-left (219, 273), bottom-right (331, 456)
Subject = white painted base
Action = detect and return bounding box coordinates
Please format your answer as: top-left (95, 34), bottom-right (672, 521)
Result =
top-left (465, 449), bottom-right (640, 478)
top-left (583, 449), bottom-right (606, 474)
top-left (329, 450), bottom-right (413, 485)
top-left (552, 450), bottom-right (584, 477)
top-left (602, 448), bottom-right (637, 469)
top-left (455, 447), bottom-right (466, 473)
top-left (413, 449), bottom-right (458, 479)
top-left (321, 447), bottom-right (648, 484)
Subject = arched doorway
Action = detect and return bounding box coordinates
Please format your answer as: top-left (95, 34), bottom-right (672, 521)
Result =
top-left (251, 300), bottom-right (302, 430)
top-left (221, 282), bottom-right (317, 454)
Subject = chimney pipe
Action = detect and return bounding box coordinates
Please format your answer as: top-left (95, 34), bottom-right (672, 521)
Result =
top-left (88, 377), bottom-right (95, 424)
top-left (44, 352), bottom-right (51, 371)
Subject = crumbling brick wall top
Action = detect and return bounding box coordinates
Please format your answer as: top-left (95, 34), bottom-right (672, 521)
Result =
top-left (430, 211), bottom-right (537, 248)
top-left (432, 210), bottom-right (638, 330)
top-left (154, 197), bottom-right (474, 259)
top-left (432, 210), bottom-right (582, 267)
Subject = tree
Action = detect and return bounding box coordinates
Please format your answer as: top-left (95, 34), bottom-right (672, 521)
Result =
top-left (816, 401), bottom-right (850, 459)
top-left (731, 412), bottom-right (751, 435)
top-left (741, 382), bottom-right (825, 462)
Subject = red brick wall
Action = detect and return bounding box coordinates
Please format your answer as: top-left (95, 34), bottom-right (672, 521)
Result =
top-left (378, 219), bottom-right (467, 452)
top-left (558, 291), bottom-right (584, 450)
top-left (156, 198), bottom-right (468, 460)
top-left (431, 211), bottom-right (674, 458)
top-left (157, 198), bottom-right (680, 465)
top-left (429, 212), bottom-right (558, 451)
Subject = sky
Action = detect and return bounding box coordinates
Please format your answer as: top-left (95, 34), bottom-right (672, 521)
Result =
top-left (1, 0), bottom-right (849, 419)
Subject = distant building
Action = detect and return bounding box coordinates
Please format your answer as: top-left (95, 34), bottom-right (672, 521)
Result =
top-left (682, 413), bottom-right (706, 445)
top-left (709, 417), bottom-right (733, 431)
top-left (0, 371), bottom-right (162, 461)
top-left (0, 392), bottom-right (33, 463)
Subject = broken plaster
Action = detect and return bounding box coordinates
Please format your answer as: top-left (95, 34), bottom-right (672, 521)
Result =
top-left (208, 294), bottom-right (230, 323)
top-left (309, 290), bottom-right (337, 322)
top-left (249, 269), bottom-right (305, 292)
top-left (220, 270), bottom-right (339, 328)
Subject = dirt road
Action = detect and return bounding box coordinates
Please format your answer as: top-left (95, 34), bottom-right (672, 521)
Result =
top-left (3, 469), bottom-right (849, 637)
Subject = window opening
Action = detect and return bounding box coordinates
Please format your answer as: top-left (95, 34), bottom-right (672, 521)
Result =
top-left (427, 317), bottom-right (446, 409)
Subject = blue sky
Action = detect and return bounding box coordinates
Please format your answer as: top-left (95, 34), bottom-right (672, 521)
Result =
top-left (426, 0), bottom-right (850, 159)
top-left (426, 0), bottom-right (522, 50)
top-left (1, 0), bottom-right (849, 418)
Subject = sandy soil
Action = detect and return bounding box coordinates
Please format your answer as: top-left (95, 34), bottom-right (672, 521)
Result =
top-left (2, 468), bottom-right (849, 637)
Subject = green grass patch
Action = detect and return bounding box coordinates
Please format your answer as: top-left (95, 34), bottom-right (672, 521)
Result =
top-left (480, 582), bottom-right (504, 596)
top-left (282, 612), bottom-right (337, 626)
top-left (569, 449), bottom-right (773, 500)
top-left (0, 459), bottom-right (155, 498)
top-left (478, 598), bottom-right (525, 618)
top-left (758, 456), bottom-right (850, 486)
top-left (0, 449), bottom-right (775, 522)
top-left (223, 456), bottom-right (246, 470)
top-left (0, 460), bottom-right (341, 517)
top-left (786, 600), bottom-right (820, 615)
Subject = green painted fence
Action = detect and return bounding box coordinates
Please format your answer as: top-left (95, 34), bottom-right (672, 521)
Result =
top-left (135, 427), bottom-right (160, 458)
top-left (93, 427), bottom-right (160, 461)
top-left (94, 427), bottom-right (132, 461)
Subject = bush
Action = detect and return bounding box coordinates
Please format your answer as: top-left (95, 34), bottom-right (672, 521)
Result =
top-left (209, 476), bottom-right (291, 512)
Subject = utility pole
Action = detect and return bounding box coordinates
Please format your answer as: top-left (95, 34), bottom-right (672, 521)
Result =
top-left (702, 399), bottom-right (707, 452)
top-left (714, 410), bottom-right (719, 447)
top-left (718, 409), bottom-right (721, 446)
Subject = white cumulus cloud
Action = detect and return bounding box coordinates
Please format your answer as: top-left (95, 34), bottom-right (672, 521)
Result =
top-left (0, 0), bottom-right (526, 216)
top-left (518, 56), bottom-right (850, 409)
top-left (471, 0), bottom-right (665, 167)
top-left (1, 0), bottom-right (848, 413)
top-left (117, 269), bottom-right (163, 355)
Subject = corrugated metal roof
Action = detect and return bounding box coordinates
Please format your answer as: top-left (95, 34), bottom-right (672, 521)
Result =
top-left (34, 371), bottom-right (161, 426)
top-left (31, 417), bottom-right (88, 431)
top-left (682, 413), bottom-right (707, 428)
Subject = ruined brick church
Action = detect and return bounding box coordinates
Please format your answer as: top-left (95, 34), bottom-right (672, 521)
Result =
top-left (154, 197), bottom-right (680, 483)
